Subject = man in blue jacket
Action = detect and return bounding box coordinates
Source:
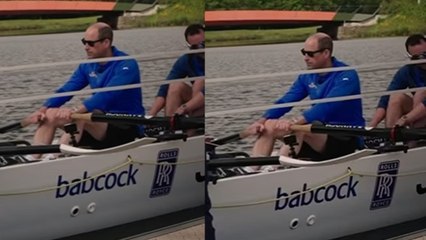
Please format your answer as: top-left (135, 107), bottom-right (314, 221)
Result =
top-left (244, 32), bottom-right (364, 162)
top-left (24, 22), bottom-right (144, 151)
top-left (369, 34), bottom-right (426, 128)
top-left (148, 23), bottom-right (205, 117)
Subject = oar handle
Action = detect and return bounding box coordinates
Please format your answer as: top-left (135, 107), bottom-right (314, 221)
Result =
top-left (290, 124), bottom-right (312, 133)
top-left (71, 113), bottom-right (93, 121)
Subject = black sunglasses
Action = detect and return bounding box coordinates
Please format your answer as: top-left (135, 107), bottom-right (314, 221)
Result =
top-left (301, 48), bottom-right (327, 57)
top-left (81, 38), bottom-right (106, 47)
top-left (409, 52), bottom-right (426, 60)
top-left (188, 41), bottom-right (205, 50)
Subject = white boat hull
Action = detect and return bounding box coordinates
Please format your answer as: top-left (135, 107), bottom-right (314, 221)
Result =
top-left (209, 146), bottom-right (426, 240)
top-left (0, 136), bottom-right (204, 240)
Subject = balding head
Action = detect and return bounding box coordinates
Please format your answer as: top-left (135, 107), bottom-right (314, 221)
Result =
top-left (86, 22), bottom-right (113, 45)
top-left (302, 32), bottom-right (334, 69)
top-left (306, 32), bottom-right (333, 55)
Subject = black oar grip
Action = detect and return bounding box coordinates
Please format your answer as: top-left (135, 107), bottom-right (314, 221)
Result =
top-left (208, 156), bottom-right (279, 169)
top-left (0, 122), bottom-right (23, 134)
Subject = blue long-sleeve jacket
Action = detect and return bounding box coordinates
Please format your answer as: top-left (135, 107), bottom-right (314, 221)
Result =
top-left (156, 54), bottom-right (204, 97)
top-left (263, 57), bottom-right (364, 126)
top-left (377, 64), bottom-right (426, 109)
top-left (44, 47), bottom-right (145, 116)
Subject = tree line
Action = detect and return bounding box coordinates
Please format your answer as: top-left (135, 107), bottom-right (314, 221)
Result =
top-left (206, 0), bottom-right (383, 13)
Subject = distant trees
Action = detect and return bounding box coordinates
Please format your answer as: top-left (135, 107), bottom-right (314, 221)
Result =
top-left (206, 0), bottom-right (382, 13)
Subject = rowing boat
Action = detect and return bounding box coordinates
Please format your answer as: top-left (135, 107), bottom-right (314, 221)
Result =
top-left (0, 114), bottom-right (205, 240)
top-left (207, 129), bottom-right (426, 239)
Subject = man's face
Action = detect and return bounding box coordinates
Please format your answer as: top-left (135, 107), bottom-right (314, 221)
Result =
top-left (301, 38), bottom-right (328, 70)
top-left (82, 27), bottom-right (109, 59)
top-left (187, 31), bottom-right (205, 59)
top-left (408, 40), bottom-right (426, 69)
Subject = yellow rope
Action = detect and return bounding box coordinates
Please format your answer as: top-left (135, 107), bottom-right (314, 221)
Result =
top-left (0, 157), bottom-right (133, 196)
top-left (351, 168), bottom-right (426, 177)
top-left (129, 155), bottom-right (204, 165)
top-left (212, 168), bottom-right (352, 209)
top-left (0, 155), bottom-right (204, 196)
top-left (211, 166), bottom-right (426, 209)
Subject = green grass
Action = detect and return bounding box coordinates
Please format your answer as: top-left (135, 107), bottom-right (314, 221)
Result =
top-left (344, 14), bottom-right (426, 39)
top-left (0, 0), bottom-right (204, 36)
top-left (121, 0), bottom-right (204, 28)
top-left (0, 16), bottom-right (98, 36)
top-left (206, 27), bottom-right (317, 47)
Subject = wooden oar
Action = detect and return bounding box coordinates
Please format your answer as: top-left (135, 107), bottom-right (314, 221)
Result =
top-left (71, 113), bottom-right (204, 130)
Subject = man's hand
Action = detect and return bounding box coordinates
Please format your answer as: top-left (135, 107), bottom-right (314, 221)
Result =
top-left (22, 108), bottom-right (47, 125)
top-left (244, 121), bottom-right (265, 136)
top-left (174, 104), bottom-right (187, 116)
top-left (56, 107), bottom-right (74, 121)
top-left (274, 119), bottom-right (293, 132)
top-left (395, 115), bottom-right (409, 127)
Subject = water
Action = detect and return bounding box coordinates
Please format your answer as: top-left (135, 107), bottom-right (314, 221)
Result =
top-left (0, 26), bottom-right (188, 141)
top-left (205, 36), bottom-right (408, 153)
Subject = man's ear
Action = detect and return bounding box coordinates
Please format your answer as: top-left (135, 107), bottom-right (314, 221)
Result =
top-left (104, 38), bottom-right (112, 47)
top-left (324, 48), bottom-right (331, 58)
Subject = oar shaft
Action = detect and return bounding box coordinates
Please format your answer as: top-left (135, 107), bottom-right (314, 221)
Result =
top-left (71, 113), bottom-right (204, 129)
top-left (0, 145), bottom-right (60, 155)
top-left (0, 122), bottom-right (22, 134)
top-left (295, 124), bottom-right (426, 141)
top-left (0, 119), bottom-right (32, 134)
top-left (208, 156), bottom-right (279, 169)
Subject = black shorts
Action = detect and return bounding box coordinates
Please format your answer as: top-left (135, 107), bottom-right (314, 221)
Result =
top-left (296, 135), bottom-right (359, 161)
top-left (78, 124), bottom-right (139, 149)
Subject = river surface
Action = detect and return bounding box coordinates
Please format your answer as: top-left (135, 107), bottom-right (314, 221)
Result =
top-left (205, 36), bottom-right (408, 153)
top-left (0, 26), bottom-right (187, 141)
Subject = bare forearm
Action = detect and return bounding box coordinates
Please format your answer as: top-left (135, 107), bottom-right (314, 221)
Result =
top-left (369, 108), bottom-right (386, 127)
top-left (149, 97), bottom-right (166, 116)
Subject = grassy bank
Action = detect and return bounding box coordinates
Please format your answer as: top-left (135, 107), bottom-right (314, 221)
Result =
top-left (206, 13), bottom-right (425, 48)
top-left (0, 16), bottom-right (98, 37)
top-left (206, 0), bottom-right (426, 47)
top-left (121, 0), bottom-right (204, 28)
top-left (206, 27), bottom-right (317, 47)
top-left (0, 0), bottom-right (203, 37)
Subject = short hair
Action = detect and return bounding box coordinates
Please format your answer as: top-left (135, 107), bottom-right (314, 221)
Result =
top-left (317, 34), bottom-right (333, 55)
top-left (184, 24), bottom-right (204, 42)
top-left (98, 24), bottom-right (113, 44)
top-left (405, 34), bottom-right (426, 52)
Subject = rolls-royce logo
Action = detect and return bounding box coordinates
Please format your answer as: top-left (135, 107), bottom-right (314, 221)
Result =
top-left (370, 160), bottom-right (399, 210)
top-left (149, 149), bottom-right (178, 198)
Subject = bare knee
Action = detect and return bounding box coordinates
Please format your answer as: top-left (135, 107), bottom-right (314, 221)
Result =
top-left (388, 93), bottom-right (408, 107)
top-left (168, 82), bottom-right (188, 94)
top-left (262, 120), bottom-right (278, 137)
